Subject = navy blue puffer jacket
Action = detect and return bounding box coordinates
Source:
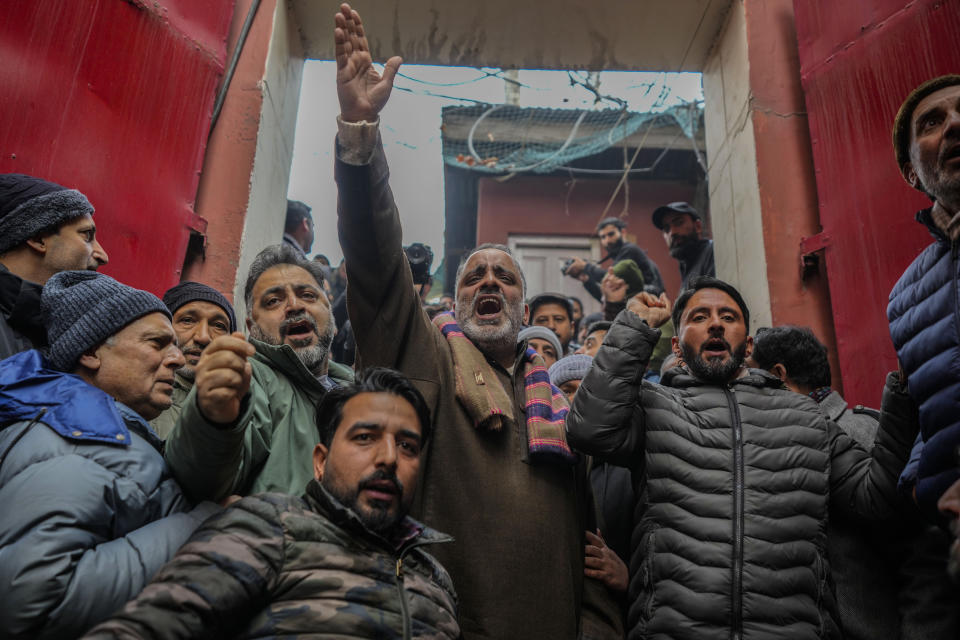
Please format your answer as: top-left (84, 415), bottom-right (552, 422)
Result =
top-left (888, 207), bottom-right (960, 512)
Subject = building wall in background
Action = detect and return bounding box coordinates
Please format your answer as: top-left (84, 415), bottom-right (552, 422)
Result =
top-left (475, 174), bottom-right (697, 298)
top-left (0, 0), bottom-right (234, 294)
top-left (187, 0), bottom-right (304, 317)
top-left (794, 0), bottom-right (960, 406)
top-left (702, 0), bottom-right (840, 395)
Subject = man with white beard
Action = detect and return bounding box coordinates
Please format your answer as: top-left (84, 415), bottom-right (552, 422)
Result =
top-left (164, 244), bottom-right (355, 503)
top-left (330, 5), bottom-right (620, 639)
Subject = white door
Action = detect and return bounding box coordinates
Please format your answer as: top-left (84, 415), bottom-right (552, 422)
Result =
top-left (507, 235), bottom-right (602, 318)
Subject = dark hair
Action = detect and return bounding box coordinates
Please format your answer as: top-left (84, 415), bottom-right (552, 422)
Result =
top-left (244, 243), bottom-right (327, 311)
top-left (568, 295), bottom-right (583, 312)
top-left (672, 276), bottom-right (750, 334)
top-left (585, 320), bottom-right (612, 337)
top-left (315, 367), bottom-right (432, 448)
top-left (751, 325), bottom-right (830, 389)
top-left (285, 200), bottom-right (312, 233)
top-left (596, 217), bottom-right (626, 233)
top-left (528, 293), bottom-right (574, 323)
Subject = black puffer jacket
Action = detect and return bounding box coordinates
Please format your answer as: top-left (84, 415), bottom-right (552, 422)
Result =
top-left (567, 310), bottom-right (918, 640)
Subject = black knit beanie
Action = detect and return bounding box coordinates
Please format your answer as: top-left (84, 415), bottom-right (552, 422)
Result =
top-left (42, 271), bottom-right (170, 372)
top-left (162, 281), bottom-right (237, 333)
top-left (0, 174), bottom-right (94, 254)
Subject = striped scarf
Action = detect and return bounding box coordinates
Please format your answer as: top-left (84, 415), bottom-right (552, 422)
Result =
top-left (432, 312), bottom-right (577, 465)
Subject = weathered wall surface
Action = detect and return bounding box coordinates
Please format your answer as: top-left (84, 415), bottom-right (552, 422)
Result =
top-left (188, 0), bottom-right (304, 317)
top-left (291, 0), bottom-right (731, 71)
top-left (702, 1), bottom-right (773, 330)
top-left (703, 0), bottom-right (839, 391)
top-left (0, 0), bottom-right (233, 293)
top-left (795, 0), bottom-right (960, 405)
top-left (475, 174), bottom-right (697, 297)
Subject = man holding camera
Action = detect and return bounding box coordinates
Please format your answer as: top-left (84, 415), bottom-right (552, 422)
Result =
top-left (563, 216), bottom-right (665, 301)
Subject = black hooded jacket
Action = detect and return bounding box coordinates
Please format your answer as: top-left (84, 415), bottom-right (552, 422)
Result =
top-left (0, 263), bottom-right (45, 360)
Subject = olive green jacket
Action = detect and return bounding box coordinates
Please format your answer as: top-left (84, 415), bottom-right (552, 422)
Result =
top-left (148, 371), bottom-right (192, 440)
top-left (165, 340), bottom-right (354, 502)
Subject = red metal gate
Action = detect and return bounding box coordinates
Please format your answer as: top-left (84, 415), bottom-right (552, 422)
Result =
top-left (793, 0), bottom-right (960, 406)
top-left (0, 0), bottom-right (234, 294)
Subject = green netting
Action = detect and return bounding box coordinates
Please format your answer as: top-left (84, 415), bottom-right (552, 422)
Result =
top-left (441, 102), bottom-right (702, 175)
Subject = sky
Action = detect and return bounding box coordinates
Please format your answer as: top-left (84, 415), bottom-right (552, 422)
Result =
top-left (287, 64), bottom-right (703, 266)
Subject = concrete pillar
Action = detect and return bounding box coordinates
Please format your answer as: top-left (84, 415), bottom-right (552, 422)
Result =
top-left (702, 0), bottom-right (840, 387)
top-left (187, 0), bottom-right (304, 319)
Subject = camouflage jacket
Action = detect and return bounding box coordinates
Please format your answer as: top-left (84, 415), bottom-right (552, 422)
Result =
top-left (83, 480), bottom-right (460, 639)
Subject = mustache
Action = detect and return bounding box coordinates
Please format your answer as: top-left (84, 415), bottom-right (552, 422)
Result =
top-left (359, 469), bottom-right (403, 495)
top-left (700, 335), bottom-right (732, 355)
top-left (280, 311), bottom-right (319, 338)
top-left (470, 288), bottom-right (506, 310)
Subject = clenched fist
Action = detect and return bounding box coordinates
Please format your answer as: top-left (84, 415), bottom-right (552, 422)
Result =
top-left (626, 291), bottom-right (672, 329)
top-left (195, 332), bottom-right (254, 425)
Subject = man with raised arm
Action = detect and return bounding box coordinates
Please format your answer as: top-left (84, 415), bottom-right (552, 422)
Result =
top-left (568, 277), bottom-right (917, 640)
top-left (331, 5), bottom-right (619, 639)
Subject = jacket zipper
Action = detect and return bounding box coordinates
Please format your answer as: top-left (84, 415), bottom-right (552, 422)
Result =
top-left (724, 387), bottom-right (744, 640)
top-left (952, 240), bottom-right (959, 375)
top-left (394, 537), bottom-right (452, 640)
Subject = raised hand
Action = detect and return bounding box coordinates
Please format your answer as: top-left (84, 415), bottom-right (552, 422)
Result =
top-left (601, 268), bottom-right (628, 303)
top-left (195, 332), bottom-right (254, 425)
top-left (334, 3), bottom-right (402, 123)
top-left (626, 291), bottom-right (672, 328)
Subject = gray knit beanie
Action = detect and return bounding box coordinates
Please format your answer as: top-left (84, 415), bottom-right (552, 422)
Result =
top-left (42, 271), bottom-right (170, 372)
top-left (162, 281), bottom-right (237, 332)
top-left (0, 174), bottom-right (94, 254)
top-left (518, 325), bottom-right (563, 359)
top-left (548, 354), bottom-right (594, 387)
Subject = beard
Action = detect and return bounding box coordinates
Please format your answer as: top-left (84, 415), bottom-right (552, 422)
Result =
top-left (681, 336), bottom-right (748, 384)
top-left (249, 311), bottom-right (335, 375)
top-left (455, 289), bottom-right (525, 352)
top-left (917, 165), bottom-right (960, 213)
top-left (668, 232), bottom-right (701, 259)
top-left (604, 238), bottom-right (624, 255)
top-left (322, 468), bottom-right (407, 534)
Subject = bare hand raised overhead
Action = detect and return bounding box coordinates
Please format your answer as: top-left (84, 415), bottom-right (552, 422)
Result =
top-left (195, 332), bottom-right (255, 425)
top-left (334, 3), bottom-right (402, 123)
top-left (627, 291), bottom-right (672, 328)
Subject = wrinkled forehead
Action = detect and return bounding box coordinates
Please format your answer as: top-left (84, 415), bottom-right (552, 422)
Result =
top-left (252, 264), bottom-right (323, 297)
top-left (912, 84), bottom-right (960, 133)
top-left (173, 300), bottom-right (229, 322)
top-left (459, 248), bottom-right (520, 282)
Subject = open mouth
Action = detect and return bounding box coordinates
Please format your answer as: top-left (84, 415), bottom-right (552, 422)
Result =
top-left (701, 338), bottom-right (729, 358)
top-left (944, 144), bottom-right (960, 166)
top-left (475, 294), bottom-right (503, 319)
top-left (282, 319), bottom-right (315, 340)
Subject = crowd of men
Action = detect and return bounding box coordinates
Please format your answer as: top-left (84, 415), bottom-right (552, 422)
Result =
top-left (1, 4), bottom-right (960, 639)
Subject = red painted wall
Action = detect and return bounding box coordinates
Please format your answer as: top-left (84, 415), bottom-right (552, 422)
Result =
top-left (743, 0), bottom-right (841, 394)
top-left (476, 175), bottom-right (697, 297)
top-left (0, 0), bottom-right (233, 294)
top-left (793, 0), bottom-right (960, 406)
